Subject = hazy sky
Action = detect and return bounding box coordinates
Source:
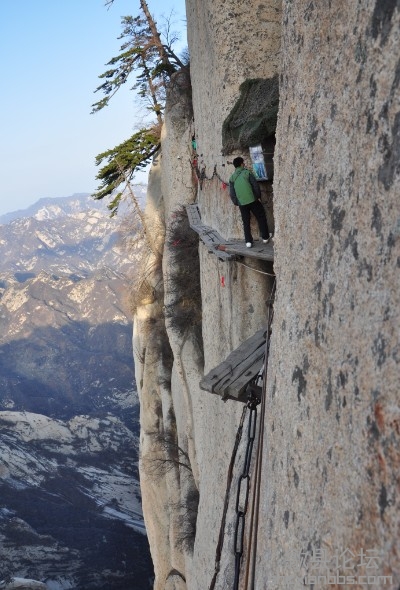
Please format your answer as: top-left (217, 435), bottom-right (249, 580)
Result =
top-left (0, 0), bottom-right (186, 216)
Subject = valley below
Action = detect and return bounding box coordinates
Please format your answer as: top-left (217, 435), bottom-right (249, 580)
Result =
top-left (0, 192), bottom-right (153, 589)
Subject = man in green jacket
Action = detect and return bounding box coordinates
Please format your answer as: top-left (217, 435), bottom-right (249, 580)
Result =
top-left (229, 156), bottom-right (270, 248)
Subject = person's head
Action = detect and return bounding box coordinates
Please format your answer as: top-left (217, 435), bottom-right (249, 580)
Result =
top-left (233, 157), bottom-right (244, 169)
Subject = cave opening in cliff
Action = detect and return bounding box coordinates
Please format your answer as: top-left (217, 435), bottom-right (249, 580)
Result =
top-left (221, 75), bottom-right (279, 156)
top-left (222, 75), bottom-right (279, 236)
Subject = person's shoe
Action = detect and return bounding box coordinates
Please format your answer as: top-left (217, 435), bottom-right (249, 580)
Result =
top-left (262, 238), bottom-right (270, 244)
top-left (246, 242), bottom-right (253, 248)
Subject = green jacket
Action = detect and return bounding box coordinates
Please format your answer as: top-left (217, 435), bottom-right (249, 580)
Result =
top-left (229, 167), bottom-right (261, 206)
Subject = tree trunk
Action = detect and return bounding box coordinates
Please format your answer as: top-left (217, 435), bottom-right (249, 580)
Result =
top-left (140, 0), bottom-right (170, 67)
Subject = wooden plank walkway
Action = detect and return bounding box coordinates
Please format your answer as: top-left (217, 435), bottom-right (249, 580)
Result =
top-left (217, 240), bottom-right (274, 262)
top-left (186, 203), bottom-right (202, 229)
top-left (200, 328), bottom-right (267, 402)
top-left (186, 204), bottom-right (274, 262)
top-left (186, 204), bottom-right (234, 261)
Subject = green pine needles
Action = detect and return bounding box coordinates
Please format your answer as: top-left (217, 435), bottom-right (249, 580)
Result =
top-left (93, 128), bottom-right (160, 216)
top-left (92, 3), bottom-right (187, 213)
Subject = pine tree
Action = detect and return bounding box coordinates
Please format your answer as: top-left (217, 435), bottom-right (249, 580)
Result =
top-left (92, 1), bottom-right (186, 213)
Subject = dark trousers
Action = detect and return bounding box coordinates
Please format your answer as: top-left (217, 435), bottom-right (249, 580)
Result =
top-left (239, 200), bottom-right (269, 243)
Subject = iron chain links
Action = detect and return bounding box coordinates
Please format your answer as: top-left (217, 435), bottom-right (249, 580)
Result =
top-left (233, 384), bottom-right (261, 590)
top-left (208, 282), bottom-right (275, 590)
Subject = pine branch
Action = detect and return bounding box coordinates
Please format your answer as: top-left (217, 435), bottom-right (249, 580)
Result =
top-left (92, 128), bottom-right (160, 211)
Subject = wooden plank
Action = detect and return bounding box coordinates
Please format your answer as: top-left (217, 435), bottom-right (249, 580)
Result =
top-left (200, 229), bottom-right (221, 245)
top-left (199, 229), bottom-right (234, 261)
top-left (211, 328), bottom-right (266, 383)
top-left (200, 328), bottom-right (266, 393)
top-left (199, 231), bottom-right (232, 260)
top-left (186, 204), bottom-right (274, 262)
top-left (204, 343), bottom-right (263, 393)
top-left (217, 346), bottom-right (265, 399)
top-left (186, 204), bottom-right (202, 228)
top-left (211, 341), bottom-right (265, 392)
top-left (223, 354), bottom-right (265, 401)
top-left (214, 251), bottom-right (234, 261)
top-left (185, 204), bottom-right (235, 261)
top-left (220, 241), bottom-right (274, 262)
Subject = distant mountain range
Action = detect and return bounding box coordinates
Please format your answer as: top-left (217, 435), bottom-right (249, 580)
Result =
top-left (0, 189), bottom-right (146, 225)
top-left (0, 190), bottom-right (153, 589)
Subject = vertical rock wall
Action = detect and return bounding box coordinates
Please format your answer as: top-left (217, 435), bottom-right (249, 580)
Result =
top-left (184, 1), bottom-right (282, 588)
top-left (186, 0), bottom-right (281, 235)
top-left (136, 0), bottom-right (281, 588)
top-left (135, 0), bottom-right (399, 588)
top-left (133, 155), bottom-right (175, 589)
top-left (258, 1), bottom-right (400, 587)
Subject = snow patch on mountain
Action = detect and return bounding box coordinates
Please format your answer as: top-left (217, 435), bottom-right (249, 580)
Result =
top-left (0, 189), bottom-right (153, 588)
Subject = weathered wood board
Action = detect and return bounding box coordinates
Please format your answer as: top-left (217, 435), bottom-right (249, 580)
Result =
top-left (200, 327), bottom-right (267, 401)
top-left (186, 204), bottom-right (234, 260)
top-left (186, 203), bottom-right (202, 229)
top-left (218, 241), bottom-right (274, 262)
top-left (187, 204), bottom-right (274, 262)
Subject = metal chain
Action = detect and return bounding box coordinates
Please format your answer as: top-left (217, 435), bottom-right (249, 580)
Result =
top-left (209, 282), bottom-right (276, 590)
top-left (198, 164), bottom-right (227, 188)
top-left (209, 404), bottom-right (248, 590)
top-left (233, 386), bottom-right (261, 590)
top-left (235, 281), bottom-right (276, 590)
top-left (247, 281), bottom-right (276, 589)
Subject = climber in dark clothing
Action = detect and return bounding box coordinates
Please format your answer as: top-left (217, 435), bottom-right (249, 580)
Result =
top-left (229, 156), bottom-right (270, 248)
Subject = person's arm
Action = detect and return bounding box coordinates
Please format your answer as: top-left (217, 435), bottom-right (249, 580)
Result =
top-left (249, 172), bottom-right (261, 199)
top-left (229, 181), bottom-right (239, 205)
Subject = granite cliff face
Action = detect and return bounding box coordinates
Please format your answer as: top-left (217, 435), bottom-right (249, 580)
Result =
top-left (260, 2), bottom-right (400, 587)
top-left (0, 193), bottom-right (153, 589)
top-left (134, 1), bottom-right (399, 589)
